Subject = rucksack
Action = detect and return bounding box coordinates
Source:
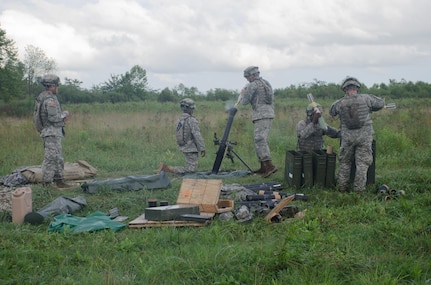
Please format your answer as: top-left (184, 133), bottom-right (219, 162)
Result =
top-left (33, 94), bottom-right (53, 133)
top-left (176, 116), bottom-right (191, 146)
top-left (33, 97), bottom-right (44, 133)
top-left (257, 78), bottom-right (273, 104)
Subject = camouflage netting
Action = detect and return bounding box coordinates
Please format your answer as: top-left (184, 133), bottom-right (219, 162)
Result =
top-left (0, 187), bottom-right (14, 212)
top-left (0, 160), bottom-right (97, 188)
top-left (0, 160), bottom-right (97, 213)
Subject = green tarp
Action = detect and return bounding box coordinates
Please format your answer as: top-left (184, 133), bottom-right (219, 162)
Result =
top-left (81, 172), bottom-right (171, 194)
top-left (48, 211), bottom-right (125, 233)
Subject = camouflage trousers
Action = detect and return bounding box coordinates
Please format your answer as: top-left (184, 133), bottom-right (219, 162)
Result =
top-left (42, 136), bottom-right (64, 183)
top-left (172, 152), bottom-right (199, 174)
top-left (253, 118), bottom-right (273, 162)
top-left (338, 133), bottom-right (373, 192)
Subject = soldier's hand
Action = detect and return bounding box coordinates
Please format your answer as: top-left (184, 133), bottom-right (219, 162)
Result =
top-left (201, 151), bottom-right (206, 157)
top-left (312, 112), bottom-right (321, 124)
top-left (63, 111), bottom-right (71, 122)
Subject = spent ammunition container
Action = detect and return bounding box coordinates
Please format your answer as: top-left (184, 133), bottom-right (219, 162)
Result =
top-left (284, 150), bottom-right (303, 189)
top-left (298, 151), bottom-right (313, 188)
top-left (312, 150), bottom-right (327, 187)
top-left (325, 151), bottom-right (337, 188)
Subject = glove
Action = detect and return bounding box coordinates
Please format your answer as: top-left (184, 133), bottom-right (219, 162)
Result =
top-left (201, 150), bottom-right (206, 157)
top-left (312, 111), bottom-right (321, 124)
top-left (310, 102), bottom-right (318, 108)
top-left (234, 94), bottom-right (243, 108)
top-left (62, 111), bottom-right (71, 122)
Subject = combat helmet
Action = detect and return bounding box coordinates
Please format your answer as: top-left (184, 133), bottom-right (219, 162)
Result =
top-left (243, 66), bottom-right (260, 78)
top-left (40, 74), bottom-right (60, 87)
top-left (306, 103), bottom-right (322, 117)
top-left (341, 77), bottom-right (361, 91)
top-left (180, 98), bottom-right (195, 111)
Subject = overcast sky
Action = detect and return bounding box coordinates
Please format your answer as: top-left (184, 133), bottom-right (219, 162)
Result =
top-left (1, 0), bottom-right (430, 92)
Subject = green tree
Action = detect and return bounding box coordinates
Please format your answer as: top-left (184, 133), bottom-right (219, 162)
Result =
top-left (23, 45), bottom-right (56, 97)
top-left (99, 65), bottom-right (149, 101)
top-left (206, 88), bottom-right (237, 101)
top-left (174, 83), bottom-right (202, 97)
top-left (0, 26), bottom-right (25, 102)
top-left (158, 87), bottom-right (177, 102)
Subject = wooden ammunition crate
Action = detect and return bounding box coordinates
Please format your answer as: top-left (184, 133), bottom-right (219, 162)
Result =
top-left (176, 178), bottom-right (234, 214)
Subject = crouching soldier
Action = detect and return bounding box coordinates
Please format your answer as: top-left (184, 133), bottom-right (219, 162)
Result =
top-left (296, 103), bottom-right (340, 152)
top-left (158, 98), bottom-right (206, 174)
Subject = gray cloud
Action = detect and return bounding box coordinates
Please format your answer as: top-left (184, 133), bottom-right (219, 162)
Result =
top-left (1, 0), bottom-right (430, 91)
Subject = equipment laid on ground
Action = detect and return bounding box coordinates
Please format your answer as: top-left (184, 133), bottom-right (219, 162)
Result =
top-left (264, 195), bottom-right (296, 223)
top-left (144, 204), bottom-right (200, 221)
top-left (284, 149), bottom-right (336, 189)
top-left (241, 181), bottom-right (283, 192)
top-left (237, 182), bottom-right (308, 219)
top-left (129, 178), bottom-right (234, 228)
top-left (12, 187), bottom-right (32, 224)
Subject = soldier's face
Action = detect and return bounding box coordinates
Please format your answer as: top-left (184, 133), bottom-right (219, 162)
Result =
top-left (245, 74), bottom-right (254, 82)
top-left (48, 85), bottom-right (58, 94)
top-left (345, 86), bottom-right (358, 95)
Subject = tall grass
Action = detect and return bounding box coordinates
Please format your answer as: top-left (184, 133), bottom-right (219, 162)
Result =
top-left (1, 99), bottom-right (430, 284)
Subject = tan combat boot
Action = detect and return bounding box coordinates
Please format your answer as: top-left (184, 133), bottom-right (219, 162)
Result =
top-left (157, 163), bottom-right (174, 174)
top-left (55, 179), bottom-right (75, 190)
top-left (262, 160), bottom-right (278, 178)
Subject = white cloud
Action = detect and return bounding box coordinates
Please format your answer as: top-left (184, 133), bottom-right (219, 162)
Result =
top-left (1, 0), bottom-right (430, 91)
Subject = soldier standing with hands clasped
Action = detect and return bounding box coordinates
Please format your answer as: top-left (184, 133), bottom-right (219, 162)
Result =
top-left (235, 66), bottom-right (277, 178)
top-left (329, 77), bottom-right (385, 193)
top-left (34, 74), bottom-right (74, 190)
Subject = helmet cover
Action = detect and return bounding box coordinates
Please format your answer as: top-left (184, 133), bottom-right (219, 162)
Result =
top-left (341, 77), bottom-right (361, 91)
top-left (180, 98), bottom-right (195, 110)
top-left (243, 66), bottom-right (259, 77)
top-left (40, 74), bottom-right (60, 87)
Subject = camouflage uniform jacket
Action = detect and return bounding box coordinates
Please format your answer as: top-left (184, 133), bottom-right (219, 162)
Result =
top-left (329, 93), bottom-right (385, 136)
top-left (176, 113), bottom-right (206, 153)
top-left (296, 118), bottom-right (340, 152)
top-left (239, 76), bottom-right (275, 121)
top-left (37, 91), bottom-right (67, 138)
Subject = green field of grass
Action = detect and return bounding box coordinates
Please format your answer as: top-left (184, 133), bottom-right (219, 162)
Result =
top-left (1, 99), bottom-right (430, 284)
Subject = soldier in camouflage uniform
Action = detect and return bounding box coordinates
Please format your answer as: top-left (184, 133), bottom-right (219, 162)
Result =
top-left (329, 77), bottom-right (385, 193)
top-left (158, 98), bottom-right (206, 174)
top-left (297, 103), bottom-right (340, 152)
top-left (35, 74), bottom-right (74, 190)
top-left (235, 66), bottom-right (277, 178)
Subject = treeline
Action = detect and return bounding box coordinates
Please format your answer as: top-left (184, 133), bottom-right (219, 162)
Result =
top-left (54, 77), bottom-right (431, 105)
top-left (9, 73), bottom-right (431, 104)
top-left (1, 24), bottom-right (431, 117)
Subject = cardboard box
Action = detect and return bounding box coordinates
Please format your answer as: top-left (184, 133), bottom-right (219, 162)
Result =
top-left (176, 178), bottom-right (234, 213)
